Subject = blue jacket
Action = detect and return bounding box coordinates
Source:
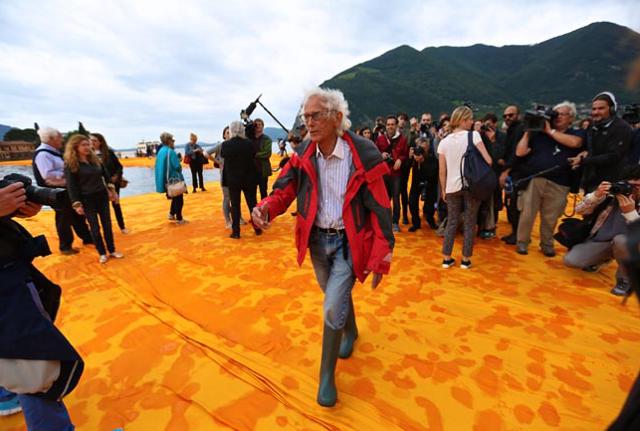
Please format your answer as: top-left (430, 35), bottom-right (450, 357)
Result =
top-left (154, 145), bottom-right (184, 193)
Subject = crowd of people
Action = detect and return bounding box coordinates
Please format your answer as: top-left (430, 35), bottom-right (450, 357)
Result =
top-left (2, 87), bottom-right (640, 425)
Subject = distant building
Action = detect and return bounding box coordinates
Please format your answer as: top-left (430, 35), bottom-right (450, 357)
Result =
top-left (0, 140), bottom-right (37, 161)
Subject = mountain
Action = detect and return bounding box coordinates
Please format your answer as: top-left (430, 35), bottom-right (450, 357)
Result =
top-left (320, 22), bottom-right (640, 125)
top-left (0, 124), bottom-right (11, 140)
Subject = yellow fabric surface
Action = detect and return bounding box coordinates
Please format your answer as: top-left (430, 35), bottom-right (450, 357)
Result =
top-left (4, 175), bottom-right (640, 430)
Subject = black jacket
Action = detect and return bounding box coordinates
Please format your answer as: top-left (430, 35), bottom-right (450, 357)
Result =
top-left (220, 137), bottom-right (257, 188)
top-left (503, 121), bottom-right (525, 179)
top-left (582, 117), bottom-right (634, 193)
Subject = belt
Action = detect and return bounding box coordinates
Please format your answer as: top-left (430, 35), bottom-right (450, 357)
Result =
top-left (313, 226), bottom-right (345, 235)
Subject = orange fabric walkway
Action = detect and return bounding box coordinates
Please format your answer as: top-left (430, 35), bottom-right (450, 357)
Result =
top-left (4, 176), bottom-right (640, 430)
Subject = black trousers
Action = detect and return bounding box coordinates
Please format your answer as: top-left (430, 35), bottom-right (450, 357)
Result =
top-left (111, 183), bottom-right (125, 230)
top-left (229, 183), bottom-right (257, 236)
top-left (384, 175), bottom-right (401, 224)
top-left (189, 162), bottom-right (204, 190)
top-left (409, 178), bottom-right (438, 227)
top-left (82, 192), bottom-right (115, 256)
top-left (257, 176), bottom-right (268, 201)
top-left (400, 163), bottom-right (411, 221)
top-left (505, 188), bottom-right (520, 235)
top-left (169, 194), bottom-right (184, 221)
top-left (54, 196), bottom-right (92, 251)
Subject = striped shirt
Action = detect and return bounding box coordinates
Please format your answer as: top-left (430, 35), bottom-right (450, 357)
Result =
top-left (315, 137), bottom-right (352, 229)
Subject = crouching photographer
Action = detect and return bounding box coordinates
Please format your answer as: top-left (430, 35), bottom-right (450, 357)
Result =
top-left (563, 165), bottom-right (640, 296)
top-left (0, 180), bottom-right (83, 429)
top-left (408, 138), bottom-right (438, 231)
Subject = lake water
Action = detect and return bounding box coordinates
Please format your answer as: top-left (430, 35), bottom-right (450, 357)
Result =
top-left (0, 164), bottom-right (221, 199)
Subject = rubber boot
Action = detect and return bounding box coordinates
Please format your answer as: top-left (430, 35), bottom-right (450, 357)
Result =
top-left (317, 324), bottom-right (342, 407)
top-left (339, 297), bottom-right (358, 359)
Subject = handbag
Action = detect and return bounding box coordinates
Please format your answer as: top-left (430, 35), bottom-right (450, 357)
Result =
top-left (554, 217), bottom-right (592, 249)
top-left (165, 149), bottom-right (186, 197)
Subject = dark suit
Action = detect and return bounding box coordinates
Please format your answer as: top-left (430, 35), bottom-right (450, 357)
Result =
top-left (221, 137), bottom-right (258, 236)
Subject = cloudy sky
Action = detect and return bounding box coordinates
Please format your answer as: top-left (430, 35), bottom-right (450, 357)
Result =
top-left (1, 0), bottom-right (638, 148)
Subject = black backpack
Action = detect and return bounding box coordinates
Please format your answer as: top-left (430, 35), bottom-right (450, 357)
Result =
top-left (460, 131), bottom-right (496, 201)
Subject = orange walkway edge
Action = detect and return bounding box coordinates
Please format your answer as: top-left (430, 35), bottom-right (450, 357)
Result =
top-left (3, 172), bottom-right (640, 430)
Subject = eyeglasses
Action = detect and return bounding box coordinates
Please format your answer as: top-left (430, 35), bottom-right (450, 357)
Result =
top-left (503, 113), bottom-right (516, 119)
top-left (299, 110), bottom-right (333, 124)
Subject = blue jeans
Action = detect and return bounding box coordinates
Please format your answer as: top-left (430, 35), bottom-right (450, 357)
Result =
top-left (308, 230), bottom-right (356, 330)
top-left (0, 387), bottom-right (73, 430)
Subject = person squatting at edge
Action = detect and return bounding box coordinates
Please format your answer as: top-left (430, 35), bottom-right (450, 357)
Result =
top-left (252, 87), bottom-right (395, 407)
top-left (0, 181), bottom-right (83, 429)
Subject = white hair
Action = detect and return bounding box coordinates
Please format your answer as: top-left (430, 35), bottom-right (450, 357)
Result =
top-left (37, 127), bottom-right (60, 144)
top-left (159, 131), bottom-right (174, 144)
top-left (554, 101), bottom-right (577, 118)
top-left (228, 121), bottom-right (246, 139)
top-left (302, 87), bottom-right (352, 135)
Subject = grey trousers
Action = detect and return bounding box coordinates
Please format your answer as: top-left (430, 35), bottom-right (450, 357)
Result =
top-left (442, 190), bottom-right (481, 257)
top-left (517, 177), bottom-right (570, 249)
top-left (563, 234), bottom-right (628, 282)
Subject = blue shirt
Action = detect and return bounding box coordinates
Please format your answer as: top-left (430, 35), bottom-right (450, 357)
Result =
top-left (522, 128), bottom-right (585, 187)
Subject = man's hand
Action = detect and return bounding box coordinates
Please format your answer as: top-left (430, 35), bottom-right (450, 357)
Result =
top-left (499, 171), bottom-right (509, 188)
top-left (251, 204), bottom-right (271, 230)
top-left (393, 159), bottom-right (402, 171)
top-left (594, 181), bottom-right (611, 199)
top-left (381, 152), bottom-right (390, 160)
top-left (0, 182), bottom-right (27, 217)
top-left (568, 151), bottom-right (588, 170)
top-left (616, 194), bottom-right (636, 214)
top-left (371, 273), bottom-right (383, 290)
top-left (16, 202), bottom-right (42, 218)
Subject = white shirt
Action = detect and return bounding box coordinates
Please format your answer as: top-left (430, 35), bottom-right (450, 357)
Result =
top-left (437, 130), bottom-right (483, 194)
top-left (315, 137), bottom-right (352, 229)
top-left (33, 143), bottom-right (64, 182)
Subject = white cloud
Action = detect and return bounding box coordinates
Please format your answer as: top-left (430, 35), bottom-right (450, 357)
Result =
top-left (0, 0), bottom-right (638, 147)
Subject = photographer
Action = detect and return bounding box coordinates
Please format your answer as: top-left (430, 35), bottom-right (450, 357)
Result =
top-left (514, 101), bottom-right (584, 256)
top-left (499, 106), bottom-right (525, 244)
top-left (563, 165), bottom-right (640, 296)
top-left (33, 127), bottom-right (93, 255)
top-left (569, 92), bottom-right (633, 193)
top-left (408, 137), bottom-right (438, 231)
top-left (0, 181), bottom-right (83, 428)
top-left (477, 114), bottom-right (506, 239)
top-left (253, 118), bottom-right (273, 200)
top-left (375, 115), bottom-right (408, 232)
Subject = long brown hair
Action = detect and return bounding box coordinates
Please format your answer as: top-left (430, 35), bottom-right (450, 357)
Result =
top-left (90, 132), bottom-right (110, 164)
top-left (64, 134), bottom-right (101, 173)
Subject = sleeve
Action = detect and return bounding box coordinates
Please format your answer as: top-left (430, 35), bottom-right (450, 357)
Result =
top-left (110, 150), bottom-right (123, 177)
top-left (259, 154), bottom-right (300, 221)
top-left (362, 173), bottom-right (394, 274)
top-left (35, 153), bottom-right (56, 181)
top-left (395, 137), bottom-right (409, 162)
top-left (472, 131), bottom-right (483, 145)
top-left (184, 144), bottom-right (193, 157)
top-left (582, 125), bottom-right (632, 167)
top-left (101, 164), bottom-right (115, 189)
top-left (64, 167), bottom-right (81, 206)
top-left (576, 191), bottom-right (606, 216)
top-left (255, 136), bottom-right (272, 160)
top-left (169, 150), bottom-right (184, 180)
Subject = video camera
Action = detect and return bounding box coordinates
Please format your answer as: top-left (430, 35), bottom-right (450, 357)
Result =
top-left (524, 105), bottom-right (559, 132)
top-left (0, 173), bottom-right (66, 209)
top-left (240, 94), bottom-right (290, 141)
top-left (622, 104), bottom-right (640, 125)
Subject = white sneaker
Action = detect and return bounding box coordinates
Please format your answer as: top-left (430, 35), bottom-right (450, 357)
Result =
top-left (168, 213), bottom-right (176, 220)
top-left (99, 255), bottom-right (108, 264)
top-left (225, 221), bottom-right (232, 229)
top-left (121, 228), bottom-right (130, 234)
top-left (240, 218), bottom-right (247, 225)
top-left (110, 252), bottom-right (124, 259)
top-left (176, 219), bottom-right (189, 225)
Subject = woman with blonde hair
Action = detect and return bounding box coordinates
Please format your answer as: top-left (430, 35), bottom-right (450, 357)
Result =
top-left (90, 132), bottom-right (129, 233)
top-left (437, 106), bottom-right (492, 269)
top-left (64, 134), bottom-right (123, 263)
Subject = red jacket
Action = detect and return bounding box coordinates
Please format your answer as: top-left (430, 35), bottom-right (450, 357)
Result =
top-left (259, 131), bottom-right (394, 282)
top-left (375, 132), bottom-right (408, 177)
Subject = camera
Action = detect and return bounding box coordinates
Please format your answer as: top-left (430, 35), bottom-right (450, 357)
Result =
top-left (610, 181), bottom-right (634, 196)
top-left (524, 105), bottom-right (559, 132)
top-left (413, 146), bottom-right (425, 157)
top-left (420, 123), bottom-right (430, 134)
top-left (0, 173), bottom-right (67, 208)
top-left (622, 104), bottom-right (640, 125)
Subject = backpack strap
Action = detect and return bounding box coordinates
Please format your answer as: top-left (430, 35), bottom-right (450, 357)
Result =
top-left (459, 131), bottom-right (474, 191)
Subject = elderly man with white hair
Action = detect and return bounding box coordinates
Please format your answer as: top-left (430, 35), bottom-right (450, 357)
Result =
top-left (32, 127), bottom-right (92, 254)
top-left (514, 101), bottom-right (585, 257)
top-left (252, 88), bottom-right (394, 407)
top-left (221, 121), bottom-right (260, 238)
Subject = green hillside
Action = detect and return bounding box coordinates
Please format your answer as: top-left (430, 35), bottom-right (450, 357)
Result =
top-left (320, 22), bottom-right (640, 125)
